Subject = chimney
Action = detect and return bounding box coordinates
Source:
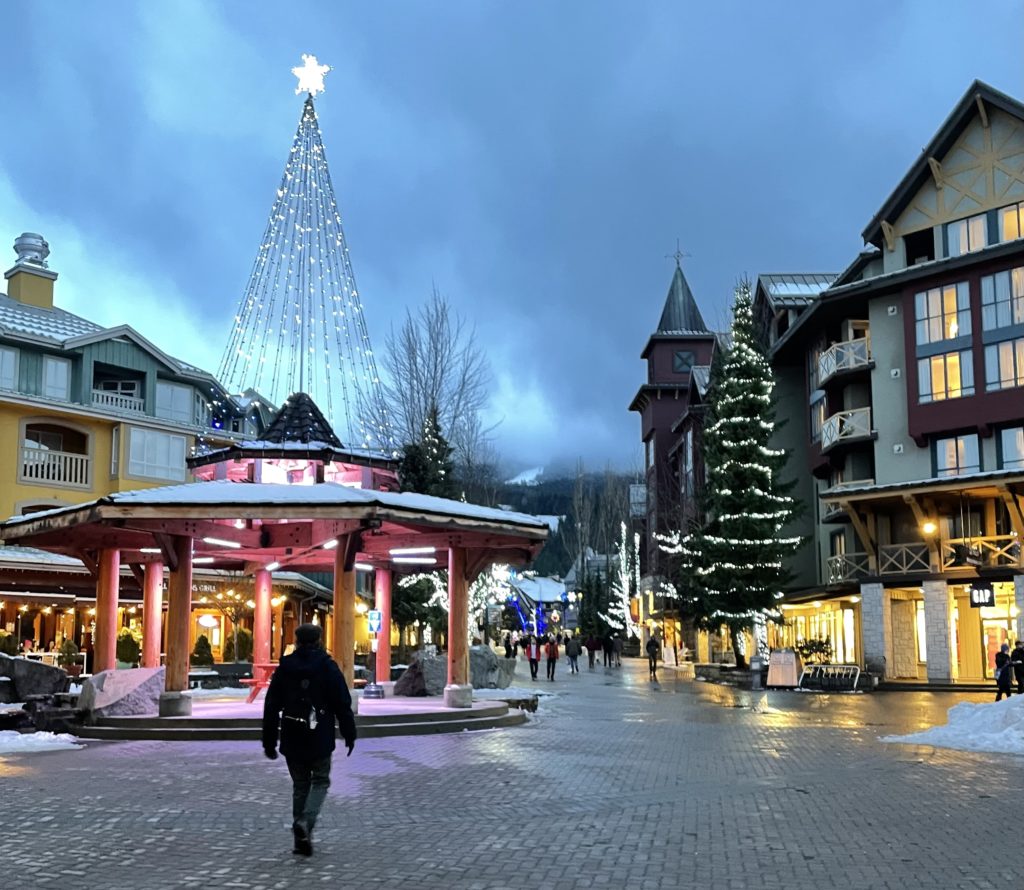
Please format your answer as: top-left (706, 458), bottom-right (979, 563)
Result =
top-left (4, 233), bottom-right (58, 309)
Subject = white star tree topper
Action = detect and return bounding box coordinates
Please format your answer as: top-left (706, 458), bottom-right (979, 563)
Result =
top-left (292, 54), bottom-right (330, 96)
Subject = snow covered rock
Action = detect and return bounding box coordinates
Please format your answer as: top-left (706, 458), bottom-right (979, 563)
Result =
top-left (78, 667), bottom-right (165, 720)
top-left (0, 653), bottom-right (69, 699)
top-left (883, 694), bottom-right (1024, 756)
top-left (469, 645), bottom-right (515, 689)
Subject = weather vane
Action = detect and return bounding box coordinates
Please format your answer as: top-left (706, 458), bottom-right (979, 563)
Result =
top-left (665, 239), bottom-right (690, 268)
top-left (292, 54), bottom-right (330, 97)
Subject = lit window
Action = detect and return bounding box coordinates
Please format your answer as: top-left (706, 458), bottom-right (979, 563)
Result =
top-left (42, 356), bottom-right (70, 400)
top-left (1000, 427), bottom-right (1024, 470)
top-left (1000, 201), bottom-right (1024, 243)
top-left (918, 350), bottom-right (974, 402)
top-left (127, 427), bottom-right (187, 481)
top-left (981, 267), bottom-right (1024, 331)
top-left (935, 433), bottom-right (980, 477)
top-left (0, 345), bottom-right (18, 390)
top-left (947, 213), bottom-right (988, 257)
top-left (984, 337), bottom-right (1024, 391)
top-left (915, 282), bottom-right (970, 345)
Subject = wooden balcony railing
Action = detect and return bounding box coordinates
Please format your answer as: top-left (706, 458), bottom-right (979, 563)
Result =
top-left (820, 407), bottom-right (872, 452)
top-left (817, 336), bottom-right (871, 386)
top-left (877, 542), bottom-right (930, 574)
top-left (21, 447), bottom-right (91, 487)
top-left (826, 552), bottom-right (871, 584)
top-left (941, 535), bottom-right (1021, 570)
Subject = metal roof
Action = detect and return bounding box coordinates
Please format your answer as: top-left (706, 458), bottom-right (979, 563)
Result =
top-left (758, 273), bottom-right (837, 309)
top-left (0, 293), bottom-right (102, 342)
top-left (656, 265), bottom-right (709, 334)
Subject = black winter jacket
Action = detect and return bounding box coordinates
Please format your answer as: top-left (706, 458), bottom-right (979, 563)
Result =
top-left (262, 646), bottom-right (357, 760)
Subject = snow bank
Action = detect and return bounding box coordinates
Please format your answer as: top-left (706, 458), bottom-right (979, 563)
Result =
top-left (474, 686), bottom-right (557, 699)
top-left (883, 695), bottom-right (1024, 756)
top-left (0, 730), bottom-right (83, 754)
top-left (185, 687), bottom-right (251, 699)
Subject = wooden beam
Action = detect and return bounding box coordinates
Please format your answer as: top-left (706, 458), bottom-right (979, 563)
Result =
top-left (975, 94), bottom-right (989, 128)
top-left (881, 221), bottom-right (896, 253)
top-left (927, 157), bottom-right (943, 187)
top-left (904, 494), bottom-right (940, 571)
top-left (997, 485), bottom-right (1024, 539)
top-left (76, 549), bottom-right (99, 579)
top-left (127, 563), bottom-right (146, 589)
top-left (839, 500), bottom-right (876, 570)
top-left (154, 533), bottom-right (180, 572)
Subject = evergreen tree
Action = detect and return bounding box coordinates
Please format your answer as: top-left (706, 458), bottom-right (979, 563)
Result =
top-left (660, 282), bottom-right (800, 668)
top-left (399, 403), bottom-right (457, 498)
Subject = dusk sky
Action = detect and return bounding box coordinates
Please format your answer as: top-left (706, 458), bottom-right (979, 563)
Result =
top-left (1, 2), bottom-right (1022, 474)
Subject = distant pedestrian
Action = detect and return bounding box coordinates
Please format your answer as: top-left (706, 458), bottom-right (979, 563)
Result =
top-left (564, 635), bottom-right (581, 674)
top-left (995, 643), bottom-right (1014, 702)
top-left (613, 635), bottom-right (624, 668)
top-left (523, 635), bottom-right (541, 681)
top-left (503, 633), bottom-right (513, 659)
top-left (545, 635), bottom-right (559, 681)
top-left (1012, 640), bottom-right (1024, 694)
top-left (602, 634), bottom-right (614, 668)
top-left (262, 623), bottom-right (356, 857)
top-left (584, 635), bottom-right (599, 670)
top-left (646, 635), bottom-right (661, 681)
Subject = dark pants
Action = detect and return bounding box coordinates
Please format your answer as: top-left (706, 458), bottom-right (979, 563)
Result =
top-left (1015, 664), bottom-right (1024, 694)
top-left (648, 655), bottom-right (658, 679)
top-left (286, 755), bottom-right (332, 832)
top-left (603, 649), bottom-right (612, 667)
top-left (529, 658), bottom-right (539, 680)
top-left (546, 657), bottom-right (557, 680)
top-left (587, 650), bottom-right (596, 669)
top-left (567, 655), bottom-right (579, 673)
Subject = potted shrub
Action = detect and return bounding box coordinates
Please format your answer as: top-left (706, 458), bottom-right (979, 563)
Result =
top-left (191, 634), bottom-right (214, 667)
top-left (0, 630), bottom-right (17, 657)
top-left (223, 627), bottom-right (253, 663)
top-left (115, 627), bottom-right (142, 667)
top-left (58, 639), bottom-right (82, 677)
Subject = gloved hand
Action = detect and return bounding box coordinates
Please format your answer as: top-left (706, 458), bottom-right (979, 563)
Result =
top-left (345, 739), bottom-right (355, 757)
top-left (263, 746), bottom-right (278, 760)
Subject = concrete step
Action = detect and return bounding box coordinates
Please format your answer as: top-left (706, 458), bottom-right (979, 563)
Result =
top-left (879, 681), bottom-right (994, 693)
top-left (73, 709), bottom-right (526, 741)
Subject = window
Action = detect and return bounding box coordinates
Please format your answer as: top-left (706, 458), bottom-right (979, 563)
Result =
top-left (156, 382), bottom-right (193, 424)
top-left (985, 337), bottom-right (1024, 391)
top-left (25, 428), bottom-right (63, 452)
top-left (682, 428), bottom-right (694, 496)
top-left (0, 345), bottom-right (17, 390)
top-left (111, 427), bottom-right (120, 476)
top-left (42, 356), bottom-right (70, 400)
top-left (915, 282), bottom-right (970, 344)
top-left (809, 391), bottom-right (826, 443)
top-left (127, 427), bottom-right (187, 481)
top-left (918, 350), bottom-right (973, 402)
top-left (1000, 427), bottom-right (1024, 470)
top-left (947, 213), bottom-right (988, 257)
top-left (935, 433), bottom-right (980, 477)
top-left (1000, 201), bottom-right (1024, 243)
top-left (981, 267), bottom-right (1024, 331)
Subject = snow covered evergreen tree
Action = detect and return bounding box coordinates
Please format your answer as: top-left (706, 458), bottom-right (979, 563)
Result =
top-left (660, 281), bottom-right (800, 668)
top-left (399, 402), bottom-right (457, 498)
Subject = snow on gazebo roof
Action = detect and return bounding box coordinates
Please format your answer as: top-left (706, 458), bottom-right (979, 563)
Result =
top-left (510, 576), bottom-right (567, 605)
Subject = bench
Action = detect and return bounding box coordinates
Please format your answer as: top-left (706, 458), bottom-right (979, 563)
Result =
top-left (240, 662), bottom-right (277, 703)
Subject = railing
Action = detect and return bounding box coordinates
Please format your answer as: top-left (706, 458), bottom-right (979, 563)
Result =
top-left (820, 407), bottom-right (872, 452)
top-left (941, 535), bottom-right (1021, 570)
top-left (822, 478), bottom-right (875, 517)
top-left (817, 336), bottom-right (871, 386)
top-left (92, 389), bottom-right (145, 413)
top-left (798, 664), bottom-right (861, 692)
top-left (21, 447), bottom-right (91, 487)
top-left (826, 552), bottom-right (871, 584)
top-left (877, 542), bottom-right (931, 574)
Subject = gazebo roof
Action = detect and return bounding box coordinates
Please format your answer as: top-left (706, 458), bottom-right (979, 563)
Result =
top-left (0, 481), bottom-right (549, 575)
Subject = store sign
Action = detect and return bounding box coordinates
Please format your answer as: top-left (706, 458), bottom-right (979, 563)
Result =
top-left (969, 582), bottom-right (994, 608)
top-left (367, 610), bottom-right (382, 633)
top-left (486, 604), bottom-right (503, 624)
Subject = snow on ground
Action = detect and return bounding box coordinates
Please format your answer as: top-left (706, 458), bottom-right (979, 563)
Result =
top-left (474, 686), bottom-right (556, 699)
top-left (883, 695), bottom-right (1024, 756)
top-left (185, 687), bottom-right (252, 699)
top-left (0, 730), bottom-right (82, 754)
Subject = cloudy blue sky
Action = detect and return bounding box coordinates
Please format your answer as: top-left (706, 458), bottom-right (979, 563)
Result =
top-left (1, 2), bottom-right (1022, 474)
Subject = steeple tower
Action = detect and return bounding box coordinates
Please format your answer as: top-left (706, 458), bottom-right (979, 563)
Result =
top-left (657, 263), bottom-right (708, 334)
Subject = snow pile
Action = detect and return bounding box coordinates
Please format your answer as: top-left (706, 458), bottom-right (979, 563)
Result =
top-left (883, 695), bottom-right (1024, 755)
top-left (474, 686), bottom-right (557, 699)
top-left (185, 687), bottom-right (252, 700)
top-left (0, 730), bottom-right (83, 754)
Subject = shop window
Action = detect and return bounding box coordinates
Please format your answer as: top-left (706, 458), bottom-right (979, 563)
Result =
top-left (946, 213), bottom-right (988, 257)
top-left (918, 349), bottom-right (974, 402)
top-left (915, 282), bottom-right (971, 345)
top-left (980, 267), bottom-right (1024, 331)
top-left (915, 601), bottom-right (928, 663)
top-left (935, 433), bottom-right (980, 477)
top-left (1001, 426), bottom-right (1024, 470)
top-left (984, 337), bottom-right (1024, 391)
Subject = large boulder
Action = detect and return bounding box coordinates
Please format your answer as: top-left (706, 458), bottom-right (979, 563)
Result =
top-left (393, 660), bottom-right (427, 697)
top-left (393, 652), bottom-right (447, 697)
top-left (469, 645), bottom-right (515, 689)
top-left (78, 667), bottom-right (165, 719)
top-left (0, 653), bottom-right (70, 699)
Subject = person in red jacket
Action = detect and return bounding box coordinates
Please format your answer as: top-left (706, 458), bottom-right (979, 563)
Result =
top-left (544, 634), bottom-right (560, 681)
top-left (523, 634), bottom-right (541, 680)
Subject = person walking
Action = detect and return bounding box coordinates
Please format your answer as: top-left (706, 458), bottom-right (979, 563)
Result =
top-left (523, 634), bottom-right (541, 681)
top-left (996, 642), bottom-right (1014, 701)
top-left (545, 634), bottom-right (559, 681)
top-left (262, 623), bottom-right (356, 857)
top-left (564, 634), bottom-right (581, 674)
top-left (646, 634), bottom-right (661, 681)
top-left (1012, 640), bottom-right (1024, 695)
top-left (503, 633), bottom-right (513, 659)
top-left (584, 635), bottom-right (599, 670)
top-left (602, 634), bottom-right (614, 668)
top-left (613, 635), bottom-right (624, 668)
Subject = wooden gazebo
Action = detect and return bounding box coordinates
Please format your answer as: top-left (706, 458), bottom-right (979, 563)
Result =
top-left (0, 481), bottom-right (548, 714)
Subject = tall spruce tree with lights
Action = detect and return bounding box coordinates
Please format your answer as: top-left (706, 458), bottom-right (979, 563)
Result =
top-left (399, 403), bottom-right (457, 498)
top-left (672, 282), bottom-right (799, 668)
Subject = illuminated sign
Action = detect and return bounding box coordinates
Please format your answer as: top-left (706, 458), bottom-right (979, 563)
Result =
top-left (969, 582), bottom-right (994, 608)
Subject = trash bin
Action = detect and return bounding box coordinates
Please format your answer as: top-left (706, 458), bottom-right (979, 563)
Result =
top-left (749, 656), bottom-right (765, 690)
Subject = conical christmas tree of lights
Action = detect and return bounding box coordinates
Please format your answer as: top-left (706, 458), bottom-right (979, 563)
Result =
top-left (219, 55), bottom-right (393, 450)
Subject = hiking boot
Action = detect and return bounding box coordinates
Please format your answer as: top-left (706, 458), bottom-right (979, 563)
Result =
top-left (292, 821), bottom-right (313, 856)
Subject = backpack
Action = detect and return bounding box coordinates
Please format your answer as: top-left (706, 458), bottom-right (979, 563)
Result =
top-left (281, 668), bottom-right (325, 735)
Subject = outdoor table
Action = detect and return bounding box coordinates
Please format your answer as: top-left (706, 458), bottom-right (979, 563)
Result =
top-left (240, 662), bottom-right (277, 703)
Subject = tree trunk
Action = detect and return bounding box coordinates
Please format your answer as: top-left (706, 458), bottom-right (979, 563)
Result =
top-left (731, 628), bottom-right (748, 671)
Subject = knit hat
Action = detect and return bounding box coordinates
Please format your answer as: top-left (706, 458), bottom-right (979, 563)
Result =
top-left (295, 624), bottom-right (322, 647)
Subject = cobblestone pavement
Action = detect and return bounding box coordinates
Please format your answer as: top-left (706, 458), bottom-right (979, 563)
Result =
top-left (2, 659), bottom-right (1020, 890)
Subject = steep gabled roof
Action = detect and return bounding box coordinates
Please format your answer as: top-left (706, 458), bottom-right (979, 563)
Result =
top-left (261, 392), bottom-right (343, 447)
top-left (862, 80), bottom-right (1024, 247)
top-left (657, 264), bottom-right (708, 334)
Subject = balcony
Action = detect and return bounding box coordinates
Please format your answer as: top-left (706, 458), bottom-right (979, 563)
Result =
top-left (820, 407), bottom-right (873, 453)
top-left (21, 446), bottom-right (91, 487)
top-left (826, 552), bottom-right (871, 584)
top-left (816, 337), bottom-right (871, 387)
top-left (941, 535), bottom-right (1021, 570)
top-left (92, 389), bottom-right (145, 414)
top-left (877, 542), bottom-right (930, 574)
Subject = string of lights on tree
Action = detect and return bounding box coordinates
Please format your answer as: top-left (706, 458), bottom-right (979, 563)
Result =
top-left (218, 55), bottom-right (394, 450)
top-left (600, 521), bottom-right (642, 638)
top-left (398, 564), bottom-right (511, 640)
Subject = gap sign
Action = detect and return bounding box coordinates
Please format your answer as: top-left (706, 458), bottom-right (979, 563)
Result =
top-left (969, 581), bottom-right (995, 608)
top-left (367, 610), bottom-right (382, 633)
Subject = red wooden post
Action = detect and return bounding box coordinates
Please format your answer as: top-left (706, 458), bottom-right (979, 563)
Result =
top-left (141, 561), bottom-right (164, 668)
top-left (93, 548), bottom-right (120, 674)
top-left (447, 547), bottom-right (469, 688)
top-left (374, 568), bottom-right (392, 684)
top-left (164, 537), bottom-right (193, 695)
top-left (253, 568), bottom-right (272, 666)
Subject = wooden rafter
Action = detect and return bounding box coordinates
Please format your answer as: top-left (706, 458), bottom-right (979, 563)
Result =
top-left (927, 157), bottom-right (943, 187)
top-left (881, 221), bottom-right (896, 252)
top-left (997, 484), bottom-right (1024, 539)
top-left (975, 94), bottom-right (989, 128)
top-left (153, 533), bottom-right (179, 572)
